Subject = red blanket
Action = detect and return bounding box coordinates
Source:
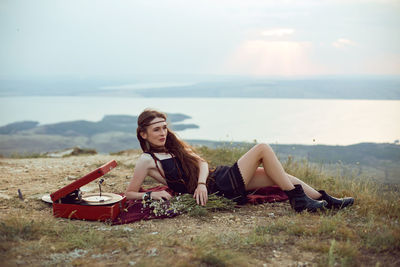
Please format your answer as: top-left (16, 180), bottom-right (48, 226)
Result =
top-left (112, 186), bottom-right (288, 225)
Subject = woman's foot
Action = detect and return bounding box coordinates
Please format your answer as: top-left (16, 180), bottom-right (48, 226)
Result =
top-left (317, 190), bottom-right (354, 209)
top-left (284, 184), bottom-right (327, 212)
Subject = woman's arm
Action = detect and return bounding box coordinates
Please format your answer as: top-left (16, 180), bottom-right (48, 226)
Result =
top-left (125, 154), bottom-right (172, 200)
top-left (197, 160), bottom-right (209, 184)
top-left (193, 158), bottom-right (209, 206)
top-left (125, 155), bottom-right (152, 200)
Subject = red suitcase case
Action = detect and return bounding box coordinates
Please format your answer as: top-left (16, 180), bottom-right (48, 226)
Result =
top-left (50, 160), bottom-right (126, 221)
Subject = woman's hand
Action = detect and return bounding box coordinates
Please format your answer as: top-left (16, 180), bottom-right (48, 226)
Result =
top-left (151, 190), bottom-right (172, 201)
top-left (193, 184), bottom-right (208, 206)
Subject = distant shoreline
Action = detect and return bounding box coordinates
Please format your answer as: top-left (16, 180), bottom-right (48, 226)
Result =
top-left (1, 77), bottom-right (400, 100)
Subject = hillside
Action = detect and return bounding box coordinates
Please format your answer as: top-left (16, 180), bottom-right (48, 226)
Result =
top-left (0, 149), bottom-right (399, 266)
top-left (0, 113), bottom-right (198, 137)
top-left (270, 143), bottom-right (400, 184)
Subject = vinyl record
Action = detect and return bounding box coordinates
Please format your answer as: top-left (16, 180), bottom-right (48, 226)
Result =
top-left (81, 193), bottom-right (123, 205)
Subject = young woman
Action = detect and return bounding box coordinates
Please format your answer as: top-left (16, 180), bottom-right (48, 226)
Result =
top-left (125, 109), bottom-right (354, 212)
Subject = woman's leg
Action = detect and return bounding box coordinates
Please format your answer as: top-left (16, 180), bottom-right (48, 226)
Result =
top-left (238, 144), bottom-right (322, 199)
top-left (244, 168), bottom-right (322, 199)
top-left (237, 143), bottom-right (294, 191)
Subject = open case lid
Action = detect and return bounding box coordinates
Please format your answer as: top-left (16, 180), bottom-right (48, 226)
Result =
top-left (50, 160), bottom-right (118, 202)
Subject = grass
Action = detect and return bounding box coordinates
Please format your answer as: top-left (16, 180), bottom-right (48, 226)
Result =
top-left (0, 217), bottom-right (44, 242)
top-left (1, 145), bottom-right (400, 266)
top-left (9, 152), bottom-right (46, 158)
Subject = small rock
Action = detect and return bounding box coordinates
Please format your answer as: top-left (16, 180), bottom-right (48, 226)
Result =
top-left (272, 249), bottom-right (280, 258)
top-left (91, 254), bottom-right (104, 259)
top-left (268, 213), bottom-right (275, 217)
top-left (177, 230), bottom-right (183, 234)
top-left (129, 261), bottom-right (136, 266)
top-left (69, 249), bottom-right (87, 259)
top-left (150, 232), bottom-right (158, 235)
top-left (0, 193), bottom-right (11, 200)
top-left (66, 175), bottom-right (77, 181)
top-left (46, 148), bottom-right (75, 158)
top-left (147, 248), bottom-right (158, 257)
top-left (96, 226), bottom-right (112, 231)
top-left (112, 250), bottom-right (120, 255)
top-left (297, 261), bottom-right (309, 267)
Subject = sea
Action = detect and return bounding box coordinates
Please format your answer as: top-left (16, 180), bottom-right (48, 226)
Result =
top-left (0, 96), bottom-right (399, 146)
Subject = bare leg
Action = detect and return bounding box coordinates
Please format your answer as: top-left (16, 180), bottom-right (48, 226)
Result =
top-left (244, 168), bottom-right (322, 199)
top-left (237, 144), bottom-right (294, 191)
top-left (238, 144), bottom-right (322, 199)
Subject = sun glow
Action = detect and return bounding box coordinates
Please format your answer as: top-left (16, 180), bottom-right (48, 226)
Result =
top-left (225, 40), bottom-right (323, 76)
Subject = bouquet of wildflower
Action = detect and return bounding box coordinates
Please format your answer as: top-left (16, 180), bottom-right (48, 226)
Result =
top-left (142, 193), bottom-right (237, 217)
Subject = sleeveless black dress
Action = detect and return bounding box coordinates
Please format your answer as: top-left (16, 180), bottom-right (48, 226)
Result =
top-left (157, 156), bottom-right (247, 204)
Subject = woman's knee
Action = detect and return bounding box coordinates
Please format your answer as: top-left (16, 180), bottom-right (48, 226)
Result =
top-left (254, 143), bottom-right (273, 155)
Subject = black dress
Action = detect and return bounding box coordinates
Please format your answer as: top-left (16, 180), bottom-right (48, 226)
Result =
top-left (158, 156), bottom-right (247, 204)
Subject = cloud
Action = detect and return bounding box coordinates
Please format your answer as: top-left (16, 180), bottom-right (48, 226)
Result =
top-left (261, 28), bottom-right (295, 37)
top-left (223, 40), bottom-right (325, 76)
top-left (332, 38), bottom-right (357, 49)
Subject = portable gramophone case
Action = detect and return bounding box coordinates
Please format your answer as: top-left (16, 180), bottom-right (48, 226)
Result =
top-left (50, 160), bottom-right (126, 221)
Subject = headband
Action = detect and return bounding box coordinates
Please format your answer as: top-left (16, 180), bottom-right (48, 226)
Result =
top-left (143, 119), bottom-right (166, 127)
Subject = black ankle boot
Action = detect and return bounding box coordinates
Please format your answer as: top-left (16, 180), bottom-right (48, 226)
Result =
top-left (284, 184), bottom-right (327, 212)
top-left (317, 190), bottom-right (354, 209)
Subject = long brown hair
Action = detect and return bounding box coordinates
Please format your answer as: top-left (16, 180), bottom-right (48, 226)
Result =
top-left (136, 108), bottom-right (202, 193)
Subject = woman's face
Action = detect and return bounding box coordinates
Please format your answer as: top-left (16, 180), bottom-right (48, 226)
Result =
top-left (141, 117), bottom-right (168, 147)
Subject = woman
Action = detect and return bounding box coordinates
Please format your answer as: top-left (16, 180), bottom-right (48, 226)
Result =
top-left (125, 109), bottom-right (354, 212)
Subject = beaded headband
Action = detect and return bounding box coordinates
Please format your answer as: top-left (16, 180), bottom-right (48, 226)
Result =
top-left (143, 119), bottom-right (166, 127)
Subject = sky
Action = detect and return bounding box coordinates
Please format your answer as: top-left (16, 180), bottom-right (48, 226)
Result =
top-left (0, 0), bottom-right (399, 79)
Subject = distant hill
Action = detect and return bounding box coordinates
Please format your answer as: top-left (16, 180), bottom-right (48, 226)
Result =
top-left (0, 114), bottom-right (198, 137)
top-left (0, 113), bottom-right (199, 155)
top-left (133, 78), bottom-right (400, 100)
top-left (268, 143), bottom-right (400, 184)
top-left (0, 121), bottom-right (39, 134)
top-left (1, 76), bottom-right (399, 99)
top-left (270, 143), bottom-right (400, 165)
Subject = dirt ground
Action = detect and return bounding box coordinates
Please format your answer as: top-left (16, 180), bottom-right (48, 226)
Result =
top-left (0, 154), bottom-right (321, 266)
top-left (0, 154), bottom-right (138, 201)
top-left (1, 154), bottom-right (398, 266)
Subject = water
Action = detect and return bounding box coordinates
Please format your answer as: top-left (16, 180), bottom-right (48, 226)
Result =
top-left (0, 96), bottom-right (399, 145)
